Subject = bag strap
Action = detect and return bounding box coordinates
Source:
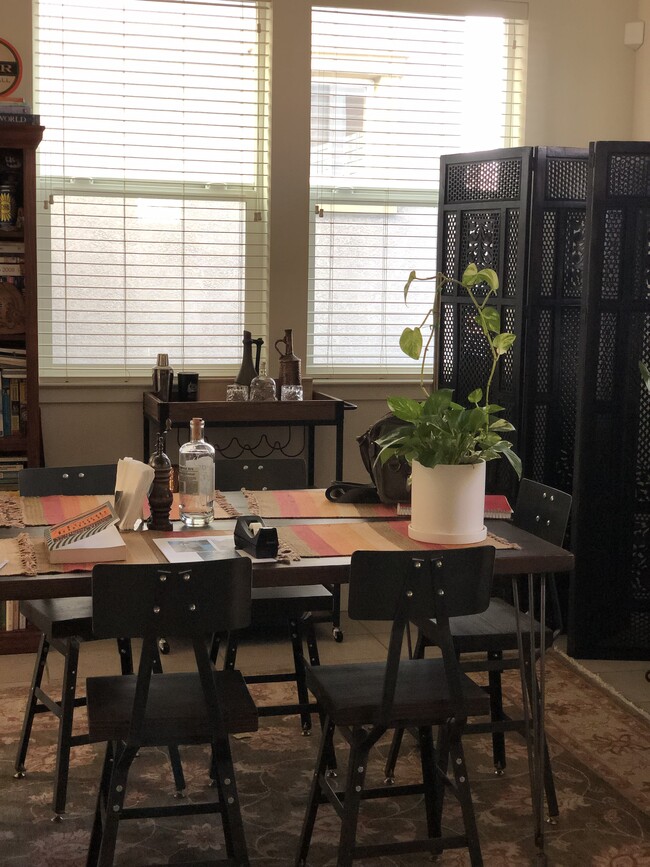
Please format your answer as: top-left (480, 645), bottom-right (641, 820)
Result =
top-left (325, 482), bottom-right (381, 504)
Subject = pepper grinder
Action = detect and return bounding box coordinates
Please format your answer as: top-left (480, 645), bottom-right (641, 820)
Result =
top-left (147, 433), bottom-right (174, 531)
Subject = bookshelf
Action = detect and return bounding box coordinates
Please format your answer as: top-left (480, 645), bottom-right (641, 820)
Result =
top-left (0, 121), bottom-right (44, 653)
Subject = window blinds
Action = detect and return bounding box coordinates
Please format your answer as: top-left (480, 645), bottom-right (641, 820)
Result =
top-left (34, 0), bottom-right (270, 379)
top-left (308, 7), bottom-right (527, 375)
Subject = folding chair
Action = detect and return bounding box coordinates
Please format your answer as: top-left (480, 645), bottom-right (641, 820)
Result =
top-left (211, 458), bottom-right (334, 734)
top-left (295, 546), bottom-right (495, 867)
top-left (12, 465), bottom-right (181, 819)
top-left (384, 479), bottom-right (572, 822)
top-left (85, 559), bottom-right (257, 867)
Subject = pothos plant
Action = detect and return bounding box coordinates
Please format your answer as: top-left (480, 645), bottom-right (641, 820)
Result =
top-left (377, 263), bottom-right (522, 478)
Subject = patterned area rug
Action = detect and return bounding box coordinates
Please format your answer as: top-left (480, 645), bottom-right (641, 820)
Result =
top-left (0, 651), bottom-right (649, 866)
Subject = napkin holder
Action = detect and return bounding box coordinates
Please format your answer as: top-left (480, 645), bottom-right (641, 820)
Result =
top-left (234, 515), bottom-right (279, 559)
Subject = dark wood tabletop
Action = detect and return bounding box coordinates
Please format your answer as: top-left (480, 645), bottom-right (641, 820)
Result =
top-left (0, 518), bottom-right (574, 602)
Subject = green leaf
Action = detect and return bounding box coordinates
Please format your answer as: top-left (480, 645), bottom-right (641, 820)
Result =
top-left (399, 326), bottom-right (423, 360)
top-left (467, 387), bottom-right (483, 404)
top-left (387, 396), bottom-right (423, 423)
top-left (403, 270), bottom-right (417, 301)
top-left (489, 418), bottom-right (515, 432)
top-left (476, 268), bottom-right (499, 292)
top-left (478, 306), bottom-right (500, 334)
top-left (462, 263), bottom-right (478, 284)
top-left (502, 447), bottom-right (522, 479)
top-left (493, 332), bottom-right (516, 356)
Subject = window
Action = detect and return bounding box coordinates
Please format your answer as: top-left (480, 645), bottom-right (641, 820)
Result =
top-left (308, 7), bottom-right (527, 374)
top-left (34, 0), bottom-right (270, 379)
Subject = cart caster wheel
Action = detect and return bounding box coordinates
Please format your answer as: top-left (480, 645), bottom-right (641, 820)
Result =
top-left (333, 628), bottom-right (344, 643)
top-left (158, 638), bottom-right (170, 655)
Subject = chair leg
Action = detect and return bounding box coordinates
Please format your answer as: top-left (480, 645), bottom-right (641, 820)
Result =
top-left (52, 637), bottom-right (80, 818)
top-left (523, 652), bottom-right (559, 818)
top-left (295, 718), bottom-right (335, 866)
top-left (14, 632), bottom-right (49, 776)
top-left (290, 617), bottom-right (312, 734)
top-left (418, 726), bottom-right (439, 839)
top-left (86, 741), bottom-right (114, 867)
top-left (96, 743), bottom-right (138, 867)
top-left (211, 735), bottom-right (250, 866)
top-left (487, 651), bottom-right (507, 773)
top-left (383, 631), bottom-right (427, 781)
top-left (337, 735), bottom-right (369, 867)
top-left (448, 734), bottom-right (483, 867)
top-left (330, 585), bottom-right (343, 641)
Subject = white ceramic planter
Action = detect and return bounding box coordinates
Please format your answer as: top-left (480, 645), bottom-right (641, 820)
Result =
top-left (408, 460), bottom-right (487, 544)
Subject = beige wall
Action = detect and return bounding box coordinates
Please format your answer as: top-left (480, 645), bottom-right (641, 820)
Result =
top-left (5, 0), bottom-right (650, 479)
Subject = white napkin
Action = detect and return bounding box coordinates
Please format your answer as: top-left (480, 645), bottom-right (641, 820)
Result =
top-left (114, 457), bottom-right (155, 531)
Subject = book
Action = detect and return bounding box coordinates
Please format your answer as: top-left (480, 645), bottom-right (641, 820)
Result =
top-left (0, 242), bottom-right (24, 253)
top-left (44, 501), bottom-right (127, 564)
top-left (396, 494), bottom-right (513, 519)
top-left (0, 101), bottom-right (32, 113)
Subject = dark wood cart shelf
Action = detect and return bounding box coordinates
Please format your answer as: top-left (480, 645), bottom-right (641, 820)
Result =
top-left (143, 390), bottom-right (357, 486)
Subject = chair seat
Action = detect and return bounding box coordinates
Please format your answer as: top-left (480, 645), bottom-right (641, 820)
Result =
top-left (306, 658), bottom-right (489, 727)
top-left (445, 597), bottom-right (554, 654)
top-left (19, 597), bottom-right (94, 641)
top-left (86, 670), bottom-right (259, 744)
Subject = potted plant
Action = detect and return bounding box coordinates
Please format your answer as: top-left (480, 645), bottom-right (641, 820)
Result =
top-left (377, 263), bottom-right (522, 544)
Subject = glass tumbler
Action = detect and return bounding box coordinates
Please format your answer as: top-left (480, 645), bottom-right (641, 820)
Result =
top-left (226, 384), bottom-right (249, 401)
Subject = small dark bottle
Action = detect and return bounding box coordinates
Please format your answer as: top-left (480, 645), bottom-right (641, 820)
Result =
top-left (148, 433), bottom-right (174, 531)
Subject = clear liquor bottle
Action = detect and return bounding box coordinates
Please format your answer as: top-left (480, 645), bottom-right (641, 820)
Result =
top-left (178, 417), bottom-right (215, 527)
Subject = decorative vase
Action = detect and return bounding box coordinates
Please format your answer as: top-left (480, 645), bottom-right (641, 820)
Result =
top-left (408, 460), bottom-right (487, 544)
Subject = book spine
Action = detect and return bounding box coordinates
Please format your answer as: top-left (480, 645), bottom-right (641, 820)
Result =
top-left (18, 378), bottom-right (27, 434)
top-left (0, 114), bottom-right (40, 124)
top-left (0, 263), bottom-right (23, 276)
top-left (9, 378), bottom-right (20, 434)
top-left (2, 381), bottom-right (11, 436)
top-left (0, 242), bottom-right (25, 253)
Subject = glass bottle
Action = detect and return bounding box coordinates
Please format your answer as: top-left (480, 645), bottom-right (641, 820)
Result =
top-left (178, 418), bottom-right (215, 526)
top-left (249, 360), bottom-right (277, 401)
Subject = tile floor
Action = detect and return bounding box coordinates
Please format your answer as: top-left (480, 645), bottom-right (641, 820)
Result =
top-left (0, 615), bottom-right (648, 717)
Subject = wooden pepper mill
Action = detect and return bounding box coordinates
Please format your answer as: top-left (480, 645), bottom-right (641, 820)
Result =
top-left (147, 433), bottom-right (174, 531)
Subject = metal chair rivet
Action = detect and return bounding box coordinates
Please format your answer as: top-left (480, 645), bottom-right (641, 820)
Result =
top-left (536, 514), bottom-right (541, 521)
top-left (78, 472), bottom-right (85, 478)
top-left (62, 473), bottom-right (69, 479)
top-left (406, 590), bottom-right (413, 598)
top-left (436, 561), bottom-right (443, 568)
top-left (116, 785), bottom-right (123, 792)
top-left (355, 785), bottom-right (362, 792)
top-left (358, 766), bottom-right (364, 773)
top-left (153, 606), bottom-right (160, 614)
top-left (159, 575), bottom-right (166, 582)
top-left (437, 589), bottom-right (445, 596)
top-left (224, 778), bottom-right (231, 785)
top-left (227, 797), bottom-right (235, 804)
top-left (189, 604), bottom-right (196, 612)
top-left (183, 573), bottom-right (190, 581)
top-left (112, 805), bottom-right (120, 812)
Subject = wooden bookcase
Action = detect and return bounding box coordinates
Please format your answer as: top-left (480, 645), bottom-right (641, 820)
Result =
top-left (0, 121), bottom-right (44, 653)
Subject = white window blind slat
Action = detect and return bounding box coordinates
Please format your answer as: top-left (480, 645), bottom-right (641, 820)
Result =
top-left (34, 0), bottom-right (270, 380)
top-left (308, 7), bottom-right (527, 374)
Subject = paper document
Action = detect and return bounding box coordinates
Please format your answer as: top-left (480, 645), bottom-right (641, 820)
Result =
top-left (153, 535), bottom-right (236, 563)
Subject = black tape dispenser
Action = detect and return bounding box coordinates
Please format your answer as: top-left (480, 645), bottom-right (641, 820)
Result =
top-left (234, 515), bottom-right (279, 559)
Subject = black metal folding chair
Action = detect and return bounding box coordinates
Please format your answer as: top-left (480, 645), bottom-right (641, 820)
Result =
top-left (295, 546), bottom-right (495, 867)
top-left (384, 479), bottom-right (572, 822)
top-left (85, 559), bottom-right (257, 867)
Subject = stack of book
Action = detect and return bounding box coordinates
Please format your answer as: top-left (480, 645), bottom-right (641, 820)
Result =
top-left (0, 100), bottom-right (40, 125)
top-left (0, 240), bottom-right (24, 287)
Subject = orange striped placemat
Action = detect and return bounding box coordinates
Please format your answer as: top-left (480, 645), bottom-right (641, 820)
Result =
top-left (276, 521), bottom-right (518, 558)
top-left (0, 492), bottom-right (234, 527)
top-left (241, 489), bottom-right (398, 519)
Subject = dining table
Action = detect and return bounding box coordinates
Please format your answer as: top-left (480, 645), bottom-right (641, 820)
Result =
top-left (0, 487), bottom-right (574, 864)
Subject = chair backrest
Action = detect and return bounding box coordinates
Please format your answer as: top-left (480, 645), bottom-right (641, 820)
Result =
top-left (19, 464), bottom-right (117, 496)
top-left (215, 457), bottom-right (307, 491)
top-left (91, 559), bottom-right (252, 639)
top-left (512, 478), bottom-right (572, 547)
top-left (348, 547), bottom-right (495, 726)
top-left (348, 547), bottom-right (495, 623)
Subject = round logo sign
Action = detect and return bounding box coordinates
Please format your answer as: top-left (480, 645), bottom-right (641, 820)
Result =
top-left (0, 38), bottom-right (22, 98)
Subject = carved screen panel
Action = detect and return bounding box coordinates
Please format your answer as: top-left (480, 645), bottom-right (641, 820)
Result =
top-left (570, 141), bottom-right (650, 658)
top-left (523, 147), bottom-right (588, 498)
top-left (437, 148), bottom-right (532, 499)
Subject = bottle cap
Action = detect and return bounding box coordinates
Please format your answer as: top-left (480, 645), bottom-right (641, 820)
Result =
top-left (156, 353), bottom-right (170, 367)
